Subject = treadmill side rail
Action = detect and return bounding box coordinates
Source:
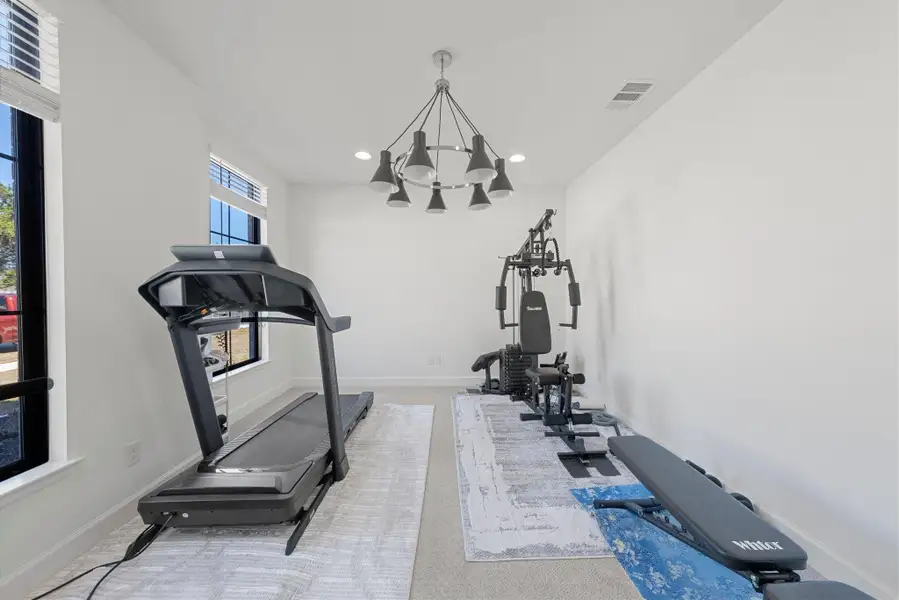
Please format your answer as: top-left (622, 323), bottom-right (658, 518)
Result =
top-left (317, 316), bottom-right (349, 481)
top-left (170, 321), bottom-right (224, 457)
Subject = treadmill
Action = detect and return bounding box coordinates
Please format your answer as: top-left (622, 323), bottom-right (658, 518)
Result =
top-left (136, 244), bottom-right (373, 554)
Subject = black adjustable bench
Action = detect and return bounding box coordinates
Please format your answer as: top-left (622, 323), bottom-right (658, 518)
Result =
top-left (593, 436), bottom-right (874, 599)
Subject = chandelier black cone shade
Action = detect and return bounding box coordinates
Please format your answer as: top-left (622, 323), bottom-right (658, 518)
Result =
top-left (468, 183), bottom-right (492, 211)
top-left (369, 150), bottom-right (399, 194)
top-left (465, 134), bottom-right (497, 184)
top-left (404, 130), bottom-right (436, 182)
top-left (370, 50), bottom-right (517, 212)
top-left (426, 183), bottom-right (447, 214)
top-left (386, 178), bottom-right (411, 207)
top-left (487, 158), bottom-right (514, 199)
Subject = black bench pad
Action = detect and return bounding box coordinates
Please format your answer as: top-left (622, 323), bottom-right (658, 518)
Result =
top-left (526, 366), bottom-right (562, 385)
top-left (764, 582), bottom-right (874, 600)
top-left (471, 350), bottom-right (501, 372)
top-left (609, 436), bottom-right (807, 572)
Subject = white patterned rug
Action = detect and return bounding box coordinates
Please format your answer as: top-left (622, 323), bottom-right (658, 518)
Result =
top-left (452, 393), bottom-right (638, 561)
top-left (34, 403), bottom-right (434, 600)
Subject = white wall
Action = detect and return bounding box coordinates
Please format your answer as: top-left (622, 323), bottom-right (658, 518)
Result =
top-left (0, 0), bottom-right (293, 595)
top-left (564, 0), bottom-right (897, 597)
top-left (288, 183), bottom-right (568, 386)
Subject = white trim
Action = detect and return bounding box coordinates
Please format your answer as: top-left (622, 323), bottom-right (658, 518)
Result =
top-left (213, 367), bottom-right (293, 425)
top-left (0, 457), bottom-right (82, 510)
top-left (211, 357), bottom-right (269, 384)
top-left (0, 66), bottom-right (60, 122)
top-left (756, 507), bottom-right (893, 599)
top-left (42, 119), bottom-right (66, 462)
top-left (210, 181), bottom-right (267, 221)
top-left (0, 453), bottom-right (198, 599)
top-left (292, 376), bottom-right (480, 389)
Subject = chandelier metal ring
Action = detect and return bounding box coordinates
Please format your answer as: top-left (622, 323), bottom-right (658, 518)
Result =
top-left (394, 144), bottom-right (473, 190)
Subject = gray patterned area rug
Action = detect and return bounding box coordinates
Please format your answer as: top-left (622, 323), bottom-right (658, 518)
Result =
top-left (453, 393), bottom-right (638, 562)
top-left (35, 403), bottom-right (434, 600)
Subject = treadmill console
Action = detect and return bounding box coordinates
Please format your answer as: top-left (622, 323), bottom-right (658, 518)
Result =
top-left (156, 273), bottom-right (267, 310)
top-left (171, 244), bottom-right (278, 264)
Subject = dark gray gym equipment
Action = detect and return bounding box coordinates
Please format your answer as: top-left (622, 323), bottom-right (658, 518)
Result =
top-left (470, 350), bottom-right (502, 393)
top-left (137, 244), bottom-right (373, 555)
top-left (594, 436), bottom-right (874, 599)
top-left (516, 289), bottom-right (618, 478)
top-left (764, 582), bottom-right (874, 600)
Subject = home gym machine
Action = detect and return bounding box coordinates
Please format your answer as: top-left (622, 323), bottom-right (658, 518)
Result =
top-left (470, 210), bottom-right (577, 399)
top-left (137, 244), bottom-right (373, 555)
top-left (471, 209), bottom-right (618, 477)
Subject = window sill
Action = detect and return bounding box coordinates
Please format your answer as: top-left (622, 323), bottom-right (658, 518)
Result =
top-left (0, 457), bottom-right (84, 510)
top-left (212, 358), bottom-right (270, 384)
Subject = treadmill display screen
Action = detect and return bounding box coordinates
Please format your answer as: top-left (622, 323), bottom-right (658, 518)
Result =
top-left (192, 273), bottom-right (267, 309)
top-left (158, 273), bottom-right (268, 311)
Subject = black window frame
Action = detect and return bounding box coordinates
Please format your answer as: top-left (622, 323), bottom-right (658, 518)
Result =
top-left (208, 197), bottom-right (261, 376)
top-left (0, 108), bottom-right (49, 483)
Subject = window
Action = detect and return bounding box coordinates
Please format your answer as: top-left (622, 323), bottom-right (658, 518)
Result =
top-left (208, 155), bottom-right (267, 376)
top-left (0, 105), bottom-right (48, 482)
top-left (209, 198), bottom-right (261, 375)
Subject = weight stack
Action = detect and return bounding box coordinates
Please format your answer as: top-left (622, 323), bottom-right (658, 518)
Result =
top-left (500, 344), bottom-right (533, 399)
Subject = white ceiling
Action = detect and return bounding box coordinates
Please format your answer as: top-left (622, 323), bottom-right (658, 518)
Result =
top-left (102, 0), bottom-right (781, 186)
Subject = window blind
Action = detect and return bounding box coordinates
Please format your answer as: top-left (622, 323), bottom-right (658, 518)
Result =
top-left (209, 154), bottom-right (267, 220)
top-left (0, 0), bottom-right (59, 122)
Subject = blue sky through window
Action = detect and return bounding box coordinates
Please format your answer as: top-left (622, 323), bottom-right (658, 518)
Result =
top-left (210, 197), bottom-right (258, 245)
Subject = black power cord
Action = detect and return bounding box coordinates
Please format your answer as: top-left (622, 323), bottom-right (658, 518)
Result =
top-left (30, 515), bottom-right (173, 600)
top-left (28, 561), bottom-right (121, 600)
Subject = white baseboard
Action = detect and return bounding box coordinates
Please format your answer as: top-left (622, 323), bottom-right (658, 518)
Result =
top-left (0, 381), bottom-right (295, 600)
top-left (0, 451), bottom-right (200, 600)
top-left (293, 376), bottom-right (481, 389)
top-left (228, 380), bottom-right (294, 424)
top-left (617, 415), bottom-right (894, 600)
top-left (757, 508), bottom-right (894, 600)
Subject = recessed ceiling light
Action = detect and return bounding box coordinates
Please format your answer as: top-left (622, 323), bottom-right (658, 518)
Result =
top-left (355, 151), bottom-right (372, 160)
top-left (509, 154), bottom-right (526, 163)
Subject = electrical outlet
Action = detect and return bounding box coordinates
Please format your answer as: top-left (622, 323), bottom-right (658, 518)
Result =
top-left (125, 440), bottom-right (141, 467)
top-left (427, 355), bottom-right (434, 366)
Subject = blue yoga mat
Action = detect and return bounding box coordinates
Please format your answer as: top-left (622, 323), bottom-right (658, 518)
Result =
top-left (571, 484), bottom-right (762, 599)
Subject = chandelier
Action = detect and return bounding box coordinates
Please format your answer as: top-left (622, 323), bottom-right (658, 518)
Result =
top-left (368, 50), bottom-right (515, 213)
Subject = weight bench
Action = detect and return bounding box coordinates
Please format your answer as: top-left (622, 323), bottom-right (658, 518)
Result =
top-left (593, 436), bottom-right (873, 599)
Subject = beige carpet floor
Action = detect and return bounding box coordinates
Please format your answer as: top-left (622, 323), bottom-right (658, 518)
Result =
top-left (362, 386), bottom-right (641, 600)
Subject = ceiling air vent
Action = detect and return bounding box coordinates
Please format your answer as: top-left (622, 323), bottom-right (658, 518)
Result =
top-left (606, 81), bottom-right (653, 110)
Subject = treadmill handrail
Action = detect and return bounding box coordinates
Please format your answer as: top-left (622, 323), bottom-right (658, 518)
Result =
top-left (138, 260), bottom-right (351, 333)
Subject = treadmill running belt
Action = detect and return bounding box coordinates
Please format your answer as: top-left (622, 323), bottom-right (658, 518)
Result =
top-left (218, 394), bottom-right (366, 469)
